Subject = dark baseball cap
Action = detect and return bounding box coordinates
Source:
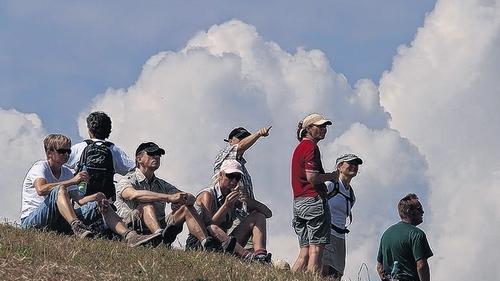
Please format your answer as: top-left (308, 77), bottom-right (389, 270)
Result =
top-left (224, 127), bottom-right (251, 142)
top-left (135, 142), bottom-right (166, 156)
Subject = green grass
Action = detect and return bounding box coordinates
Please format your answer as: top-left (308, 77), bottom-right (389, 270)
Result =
top-left (0, 224), bottom-right (326, 281)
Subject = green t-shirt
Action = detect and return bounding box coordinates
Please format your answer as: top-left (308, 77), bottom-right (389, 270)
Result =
top-left (377, 221), bottom-right (433, 280)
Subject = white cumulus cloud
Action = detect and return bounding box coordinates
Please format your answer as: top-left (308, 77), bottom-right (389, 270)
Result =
top-left (80, 20), bottom-right (428, 279)
top-left (0, 108), bottom-right (46, 222)
top-left (380, 0), bottom-right (500, 279)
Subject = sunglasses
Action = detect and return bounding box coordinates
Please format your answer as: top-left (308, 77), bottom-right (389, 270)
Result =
top-left (146, 151), bottom-right (163, 157)
top-left (225, 173), bottom-right (242, 181)
top-left (55, 148), bottom-right (71, 155)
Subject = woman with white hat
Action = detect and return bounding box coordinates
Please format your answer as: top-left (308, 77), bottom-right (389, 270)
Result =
top-left (290, 113), bottom-right (339, 275)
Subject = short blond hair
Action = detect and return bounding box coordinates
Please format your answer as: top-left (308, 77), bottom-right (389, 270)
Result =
top-left (43, 134), bottom-right (71, 153)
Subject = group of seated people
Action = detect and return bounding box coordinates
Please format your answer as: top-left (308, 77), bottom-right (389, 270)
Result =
top-left (20, 111), bottom-right (273, 263)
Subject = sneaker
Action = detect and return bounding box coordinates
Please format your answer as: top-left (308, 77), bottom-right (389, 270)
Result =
top-left (251, 251), bottom-right (272, 264)
top-left (201, 237), bottom-right (217, 252)
top-left (221, 236), bottom-right (237, 254)
top-left (71, 220), bottom-right (94, 239)
top-left (125, 230), bottom-right (162, 247)
top-left (161, 223), bottom-right (183, 244)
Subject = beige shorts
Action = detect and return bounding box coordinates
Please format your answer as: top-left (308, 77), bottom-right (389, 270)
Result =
top-left (322, 234), bottom-right (346, 274)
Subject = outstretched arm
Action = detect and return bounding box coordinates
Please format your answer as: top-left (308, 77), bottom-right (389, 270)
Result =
top-left (306, 170), bottom-right (339, 185)
top-left (236, 126), bottom-right (271, 157)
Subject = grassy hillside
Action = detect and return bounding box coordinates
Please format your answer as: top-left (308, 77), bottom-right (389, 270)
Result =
top-left (0, 224), bottom-right (327, 281)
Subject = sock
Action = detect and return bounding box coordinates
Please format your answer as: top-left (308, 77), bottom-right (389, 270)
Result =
top-left (254, 248), bottom-right (267, 255)
top-left (242, 250), bottom-right (252, 259)
top-left (122, 230), bottom-right (132, 239)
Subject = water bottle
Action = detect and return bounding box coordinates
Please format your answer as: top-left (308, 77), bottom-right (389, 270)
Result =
top-left (235, 183), bottom-right (249, 217)
top-left (390, 260), bottom-right (400, 281)
top-left (78, 166), bottom-right (88, 197)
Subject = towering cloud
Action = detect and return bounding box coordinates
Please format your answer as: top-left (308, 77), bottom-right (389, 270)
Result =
top-left (380, 0), bottom-right (500, 279)
top-left (0, 109), bottom-right (45, 221)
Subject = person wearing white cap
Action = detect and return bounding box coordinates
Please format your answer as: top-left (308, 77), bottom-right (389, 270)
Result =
top-left (212, 125), bottom-right (272, 250)
top-left (322, 154), bottom-right (363, 280)
top-left (188, 159), bottom-right (272, 263)
top-left (291, 113), bottom-right (339, 275)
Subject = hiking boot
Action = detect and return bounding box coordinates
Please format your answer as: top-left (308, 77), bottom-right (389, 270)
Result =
top-left (221, 236), bottom-right (237, 254)
top-left (201, 237), bottom-right (217, 252)
top-left (71, 220), bottom-right (94, 239)
top-left (161, 223), bottom-right (183, 244)
top-left (125, 230), bottom-right (162, 247)
top-left (251, 251), bottom-right (272, 264)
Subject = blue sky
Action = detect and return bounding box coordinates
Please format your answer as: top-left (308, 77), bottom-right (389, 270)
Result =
top-left (1, 0), bottom-right (435, 140)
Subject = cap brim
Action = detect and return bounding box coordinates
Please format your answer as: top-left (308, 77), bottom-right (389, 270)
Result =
top-left (313, 119), bottom-right (332, 126)
top-left (338, 157), bottom-right (362, 165)
top-left (223, 168), bottom-right (243, 175)
top-left (142, 147), bottom-right (165, 155)
top-left (352, 158), bottom-right (363, 165)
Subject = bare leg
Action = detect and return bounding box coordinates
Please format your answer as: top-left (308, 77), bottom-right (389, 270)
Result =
top-left (101, 208), bottom-right (129, 236)
top-left (231, 211), bottom-right (267, 250)
top-left (140, 204), bottom-right (162, 233)
top-left (307, 244), bottom-right (324, 274)
top-left (207, 224), bottom-right (248, 257)
top-left (171, 205), bottom-right (208, 241)
top-left (292, 246), bottom-right (309, 272)
top-left (56, 186), bottom-right (79, 223)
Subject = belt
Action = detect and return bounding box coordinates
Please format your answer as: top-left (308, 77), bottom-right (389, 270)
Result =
top-left (331, 224), bottom-right (350, 234)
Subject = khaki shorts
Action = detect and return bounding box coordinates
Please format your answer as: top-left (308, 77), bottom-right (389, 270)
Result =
top-left (322, 234), bottom-right (346, 274)
top-left (126, 209), bottom-right (175, 234)
top-left (292, 196), bottom-right (331, 247)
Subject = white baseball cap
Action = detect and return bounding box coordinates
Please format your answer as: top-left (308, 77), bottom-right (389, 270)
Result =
top-left (220, 159), bottom-right (244, 175)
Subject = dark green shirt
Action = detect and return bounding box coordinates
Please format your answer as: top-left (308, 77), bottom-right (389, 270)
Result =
top-left (377, 221), bottom-right (433, 280)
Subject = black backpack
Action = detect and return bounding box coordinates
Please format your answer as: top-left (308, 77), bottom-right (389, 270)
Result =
top-left (75, 139), bottom-right (116, 200)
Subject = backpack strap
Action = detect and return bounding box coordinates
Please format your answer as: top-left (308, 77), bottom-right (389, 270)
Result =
top-left (75, 139), bottom-right (94, 173)
top-left (327, 180), bottom-right (356, 230)
top-left (345, 186), bottom-right (355, 226)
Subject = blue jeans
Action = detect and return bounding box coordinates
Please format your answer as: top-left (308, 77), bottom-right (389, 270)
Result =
top-left (21, 186), bottom-right (100, 234)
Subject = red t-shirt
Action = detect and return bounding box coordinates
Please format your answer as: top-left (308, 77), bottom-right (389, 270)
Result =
top-left (291, 138), bottom-right (327, 198)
